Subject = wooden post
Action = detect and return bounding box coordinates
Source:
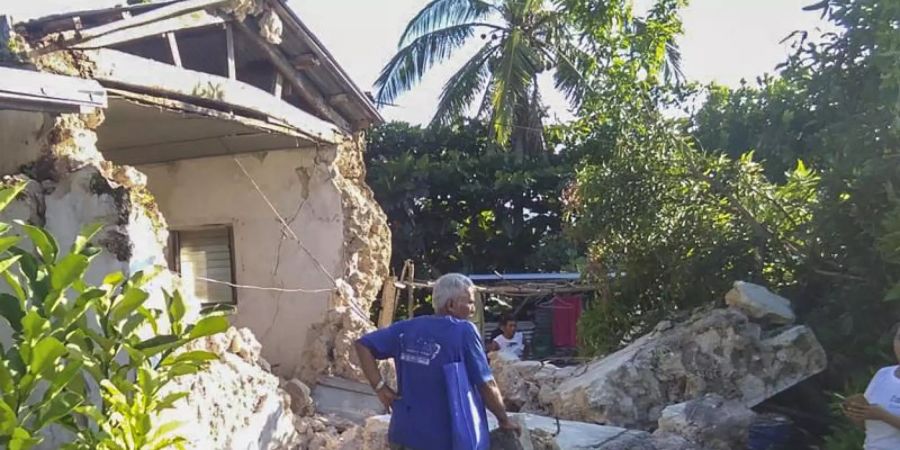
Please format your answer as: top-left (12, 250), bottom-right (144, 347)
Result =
top-left (225, 23), bottom-right (236, 80)
top-left (165, 32), bottom-right (182, 67)
top-left (272, 71), bottom-right (283, 98)
top-left (475, 291), bottom-right (486, 338)
top-left (377, 276), bottom-right (398, 328)
top-left (406, 262), bottom-right (415, 319)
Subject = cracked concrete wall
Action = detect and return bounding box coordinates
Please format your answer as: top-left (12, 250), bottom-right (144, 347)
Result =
top-left (136, 137), bottom-right (391, 379)
top-left (0, 108), bottom-right (196, 449)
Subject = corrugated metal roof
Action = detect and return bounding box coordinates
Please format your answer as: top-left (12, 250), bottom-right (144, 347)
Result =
top-left (466, 273), bottom-right (582, 283)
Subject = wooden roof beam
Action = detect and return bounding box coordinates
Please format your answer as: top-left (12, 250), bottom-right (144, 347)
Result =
top-left (232, 19), bottom-right (352, 132)
top-left (291, 53), bottom-right (320, 70)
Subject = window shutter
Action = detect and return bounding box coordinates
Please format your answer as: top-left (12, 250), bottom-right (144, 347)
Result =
top-left (177, 228), bottom-right (235, 304)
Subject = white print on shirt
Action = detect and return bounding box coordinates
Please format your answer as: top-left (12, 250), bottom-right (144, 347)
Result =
top-left (398, 334), bottom-right (442, 366)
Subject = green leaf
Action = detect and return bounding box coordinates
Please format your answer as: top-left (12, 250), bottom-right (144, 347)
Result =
top-left (29, 336), bottom-right (66, 376)
top-left (21, 310), bottom-right (49, 340)
top-left (110, 287), bottom-right (150, 323)
top-left (0, 236), bottom-right (22, 255)
top-left (102, 271), bottom-right (125, 288)
top-left (161, 350), bottom-right (218, 367)
top-left (71, 223), bottom-right (104, 255)
top-left (187, 315), bottom-right (229, 340)
top-left (128, 266), bottom-right (164, 289)
top-left (51, 254), bottom-right (90, 291)
top-left (16, 222), bottom-right (58, 265)
top-left (8, 426), bottom-right (39, 450)
top-left (0, 183), bottom-right (26, 212)
top-left (0, 360), bottom-right (15, 394)
top-left (35, 391), bottom-right (82, 430)
top-left (133, 335), bottom-right (181, 357)
top-left (154, 392), bottom-right (188, 411)
top-left (0, 254), bottom-right (22, 275)
top-left (3, 271), bottom-right (27, 302)
top-left (43, 359), bottom-right (84, 404)
top-left (0, 294), bottom-right (24, 333)
top-left (147, 420), bottom-right (184, 448)
top-left (166, 289), bottom-right (186, 328)
top-left (0, 398), bottom-right (16, 434)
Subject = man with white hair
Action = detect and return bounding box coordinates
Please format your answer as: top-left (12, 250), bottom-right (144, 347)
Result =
top-left (355, 273), bottom-right (519, 449)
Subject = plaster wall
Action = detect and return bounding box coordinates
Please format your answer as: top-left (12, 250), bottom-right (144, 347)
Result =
top-left (138, 146), bottom-right (345, 376)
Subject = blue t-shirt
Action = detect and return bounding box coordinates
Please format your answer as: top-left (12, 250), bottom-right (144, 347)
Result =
top-left (358, 315), bottom-right (494, 450)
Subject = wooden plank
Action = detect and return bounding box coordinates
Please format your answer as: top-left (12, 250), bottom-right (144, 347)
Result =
top-left (232, 19), bottom-right (352, 131)
top-left (83, 48), bottom-right (339, 144)
top-left (269, 1), bottom-right (382, 126)
top-left (273, 71), bottom-right (283, 98)
top-left (225, 23), bottom-right (236, 80)
top-left (0, 66), bottom-right (107, 112)
top-left (166, 32), bottom-right (182, 67)
top-left (328, 93), bottom-right (350, 106)
top-left (74, 0), bottom-right (228, 42)
top-left (71, 11), bottom-right (225, 49)
top-left (291, 53), bottom-right (320, 70)
top-left (378, 276), bottom-right (398, 328)
top-left (108, 132), bottom-right (311, 166)
top-left (406, 263), bottom-right (415, 319)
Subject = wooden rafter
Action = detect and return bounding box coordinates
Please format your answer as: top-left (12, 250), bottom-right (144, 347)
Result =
top-left (231, 19), bottom-right (352, 131)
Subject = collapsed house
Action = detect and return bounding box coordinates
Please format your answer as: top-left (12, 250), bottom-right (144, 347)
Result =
top-left (2, 0), bottom-right (390, 380)
top-left (1, 0), bottom-right (392, 448)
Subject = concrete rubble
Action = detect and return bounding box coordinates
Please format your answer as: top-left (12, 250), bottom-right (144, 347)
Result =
top-left (725, 281), bottom-right (796, 324)
top-left (489, 302), bottom-right (827, 431)
top-left (654, 394), bottom-right (757, 450)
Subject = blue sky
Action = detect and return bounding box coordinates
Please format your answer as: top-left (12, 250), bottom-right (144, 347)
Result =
top-left (7, 0), bottom-right (832, 124)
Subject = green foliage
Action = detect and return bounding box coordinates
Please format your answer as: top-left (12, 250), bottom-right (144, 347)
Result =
top-left (375, 0), bottom-right (686, 154)
top-left (0, 183), bottom-right (228, 449)
top-left (366, 120), bottom-right (579, 277)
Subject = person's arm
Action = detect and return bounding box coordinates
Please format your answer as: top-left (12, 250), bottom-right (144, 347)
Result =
top-left (479, 379), bottom-right (517, 431)
top-left (354, 326), bottom-right (402, 412)
top-left (847, 401), bottom-right (900, 430)
top-left (462, 323), bottom-right (520, 434)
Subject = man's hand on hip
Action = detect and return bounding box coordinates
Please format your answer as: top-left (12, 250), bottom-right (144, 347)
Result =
top-left (377, 385), bottom-right (400, 412)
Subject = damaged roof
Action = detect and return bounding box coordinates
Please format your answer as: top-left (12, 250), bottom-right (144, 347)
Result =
top-left (15, 0), bottom-right (383, 134)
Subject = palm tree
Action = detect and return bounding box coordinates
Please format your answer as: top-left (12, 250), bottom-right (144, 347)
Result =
top-left (374, 0), bottom-right (569, 156)
top-left (374, 0), bottom-right (684, 157)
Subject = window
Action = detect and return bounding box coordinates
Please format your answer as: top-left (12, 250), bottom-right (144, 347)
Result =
top-left (168, 226), bottom-right (236, 305)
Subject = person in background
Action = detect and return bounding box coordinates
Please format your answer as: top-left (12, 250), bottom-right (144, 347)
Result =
top-left (354, 273), bottom-right (520, 450)
top-left (487, 314), bottom-right (526, 359)
top-left (844, 322), bottom-right (900, 449)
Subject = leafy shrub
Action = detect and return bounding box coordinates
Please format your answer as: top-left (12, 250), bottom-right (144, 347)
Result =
top-left (0, 182), bottom-right (228, 449)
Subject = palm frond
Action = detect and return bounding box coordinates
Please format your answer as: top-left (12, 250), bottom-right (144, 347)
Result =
top-left (662, 41), bottom-right (685, 85)
top-left (489, 29), bottom-right (543, 144)
top-left (400, 0), bottom-right (496, 46)
top-left (432, 42), bottom-right (500, 126)
top-left (375, 24), bottom-right (478, 104)
top-left (550, 41), bottom-right (594, 106)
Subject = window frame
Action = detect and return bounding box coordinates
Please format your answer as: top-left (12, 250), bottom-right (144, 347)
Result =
top-left (167, 224), bottom-right (238, 306)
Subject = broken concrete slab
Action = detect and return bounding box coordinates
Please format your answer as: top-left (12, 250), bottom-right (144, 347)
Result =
top-left (725, 281), bottom-right (796, 324)
top-left (654, 394), bottom-right (756, 450)
top-left (311, 376), bottom-right (386, 424)
top-left (490, 351), bottom-right (577, 413)
top-left (545, 308), bottom-right (826, 429)
top-left (284, 378), bottom-right (315, 417)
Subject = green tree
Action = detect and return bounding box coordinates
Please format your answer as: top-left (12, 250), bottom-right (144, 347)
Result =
top-left (374, 0), bottom-right (685, 155)
top-left (366, 120), bottom-right (578, 277)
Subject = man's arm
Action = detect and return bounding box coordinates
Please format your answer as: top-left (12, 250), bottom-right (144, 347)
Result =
top-left (479, 379), bottom-right (516, 431)
top-left (354, 339), bottom-right (399, 411)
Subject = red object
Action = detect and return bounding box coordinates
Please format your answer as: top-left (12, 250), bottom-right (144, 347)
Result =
top-left (551, 295), bottom-right (582, 348)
